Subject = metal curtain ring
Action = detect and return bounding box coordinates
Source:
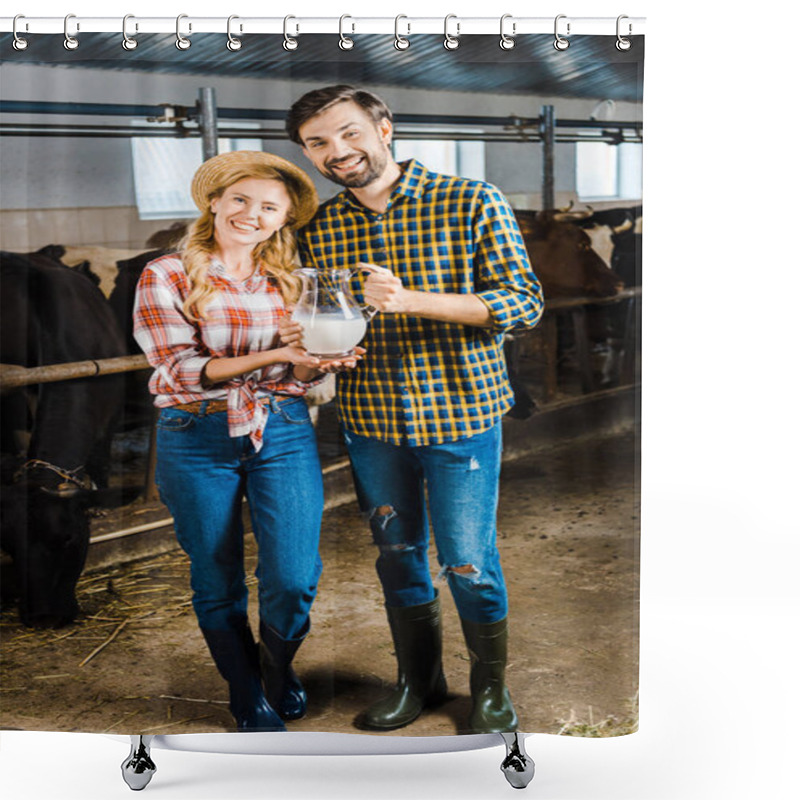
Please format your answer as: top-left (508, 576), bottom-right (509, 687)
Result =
top-left (176, 14), bottom-right (191, 50)
top-left (616, 15), bottom-right (632, 51)
top-left (339, 15), bottom-right (354, 50)
top-left (283, 15), bottom-right (298, 51)
top-left (554, 14), bottom-right (570, 51)
top-left (227, 15), bottom-right (242, 51)
top-left (394, 15), bottom-right (410, 50)
top-left (499, 14), bottom-right (515, 50)
top-left (122, 15), bottom-right (138, 50)
top-left (12, 15), bottom-right (28, 50)
top-left (64, 13), bottom-right (79, 50)
top-left (443, 14), bottom-right (460, 50)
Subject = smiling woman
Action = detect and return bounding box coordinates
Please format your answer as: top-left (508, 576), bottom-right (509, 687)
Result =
top-left (209, 178), bottom-right (292, 281)
top-left (130, 149), bottom-right (362, 734)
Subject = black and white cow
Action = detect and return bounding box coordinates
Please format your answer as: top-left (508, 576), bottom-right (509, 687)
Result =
top-left (573, 205), bottom-right (642, 288)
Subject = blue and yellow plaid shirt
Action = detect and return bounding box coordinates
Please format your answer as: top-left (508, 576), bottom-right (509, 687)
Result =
top-left (298, 159), bottom-right (544, 446)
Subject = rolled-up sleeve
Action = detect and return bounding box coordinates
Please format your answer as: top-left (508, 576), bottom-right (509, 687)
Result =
top-left (473, 186), bottom-right (544, 333)
top-left (133, 264), bottom-right (212, 394)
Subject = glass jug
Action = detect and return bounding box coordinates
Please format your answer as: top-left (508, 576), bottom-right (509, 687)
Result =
top-left (291, 268), bottom-right (376, 359)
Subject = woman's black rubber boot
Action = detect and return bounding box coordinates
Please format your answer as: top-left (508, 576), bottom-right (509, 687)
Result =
top-left (201, 625), bottom-right (286, 732)
top-left (259, 620), bottom-right (309, 721)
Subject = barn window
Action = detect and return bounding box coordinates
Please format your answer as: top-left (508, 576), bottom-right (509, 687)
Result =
top-left (131, 126), bottom-right (261, 220)
top-left (576, 141), bottom-right (642, 201)
top-left (393, 133), bottom-right (485, 181)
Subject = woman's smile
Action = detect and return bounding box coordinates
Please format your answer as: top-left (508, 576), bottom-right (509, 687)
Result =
top-left (211, 177), bottom-right (291, 256)
top-left (229, 218), bottom-right (261, 234)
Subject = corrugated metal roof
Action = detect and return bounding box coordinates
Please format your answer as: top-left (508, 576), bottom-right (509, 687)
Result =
top-left (0, 33), bottom-right (643, 102)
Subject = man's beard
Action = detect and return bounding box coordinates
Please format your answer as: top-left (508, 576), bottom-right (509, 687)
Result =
top-left (324, 148), bottom-right (388, 188)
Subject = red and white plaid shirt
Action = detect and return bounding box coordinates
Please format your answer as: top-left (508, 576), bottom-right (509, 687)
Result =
top-left (133, 253), bottom-right (315, 452)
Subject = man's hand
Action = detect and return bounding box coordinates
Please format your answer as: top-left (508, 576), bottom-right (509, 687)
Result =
top-left (359, 263), bottom-right (492, 328)
top-left (360, 263), bottom-right (415, 314)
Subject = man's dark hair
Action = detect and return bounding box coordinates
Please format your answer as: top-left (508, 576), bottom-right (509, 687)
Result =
top-left (286, 85), bottom-right (393, 145)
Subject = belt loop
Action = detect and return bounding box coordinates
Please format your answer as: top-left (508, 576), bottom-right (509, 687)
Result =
top-left (199, 399), bottom-right (209, 417)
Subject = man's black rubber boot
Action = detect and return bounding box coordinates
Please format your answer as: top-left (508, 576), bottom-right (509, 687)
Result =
top-left (362, 593), bottom-right (448, 730)
top-left (459, 615), bottom-right (518, 733)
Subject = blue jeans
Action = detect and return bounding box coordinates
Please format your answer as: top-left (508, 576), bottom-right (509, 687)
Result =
top-left (155, 397), bottom-right (323, 639)
top-left (343, 423), bottom-right (508, 624)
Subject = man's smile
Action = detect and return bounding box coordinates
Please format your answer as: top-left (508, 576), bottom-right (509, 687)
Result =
top-left (328, 154), bottom-right (366, 173)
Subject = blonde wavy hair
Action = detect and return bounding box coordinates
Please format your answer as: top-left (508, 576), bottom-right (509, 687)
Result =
top-left (180, 165), bottom-right (304, 321)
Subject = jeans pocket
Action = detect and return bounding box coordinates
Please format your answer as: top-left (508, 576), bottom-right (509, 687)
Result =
top-left (276, 397), bottom-right (312, 425)
top-left (156, 408), bottom-right (197, 431)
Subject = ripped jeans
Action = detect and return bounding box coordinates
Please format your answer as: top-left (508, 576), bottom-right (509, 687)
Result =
top-left (343, 423), bottom-right (507, 624)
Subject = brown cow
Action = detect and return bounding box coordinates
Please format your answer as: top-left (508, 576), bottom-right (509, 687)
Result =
top-left (513, 209), bottom-right (624, 299)
top-left (510, 208), bottom-right (630, 395)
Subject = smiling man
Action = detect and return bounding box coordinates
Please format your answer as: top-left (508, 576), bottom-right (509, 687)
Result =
top-left (284, 85), bottom-right (544, 734)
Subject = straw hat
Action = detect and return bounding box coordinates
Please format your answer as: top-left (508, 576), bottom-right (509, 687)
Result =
top-left (191, 150), bottom-right (319, 229)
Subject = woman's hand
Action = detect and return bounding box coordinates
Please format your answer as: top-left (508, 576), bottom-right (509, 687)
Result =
top-left (278, 310), bottom-right (305, 347)
top-left (292, 346), bottom-right (365, 381)
top-left (315, 346), bottom-right (366, 374)
top-left (279, 345), bottom-right (321, 369)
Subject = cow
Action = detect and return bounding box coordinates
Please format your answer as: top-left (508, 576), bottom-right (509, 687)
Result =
top-left (565, 205), bottom-right (642, 384)
top-left (513, 208), bottom-right (625, 299)
top-left (0, 250), bottom-right (129, 627)
top-left (573, 205), bottom-right (642, 288)
top-left (510, 208), bottom-right (631, 398)
top-left (34, 246), bottom-right (170, 429)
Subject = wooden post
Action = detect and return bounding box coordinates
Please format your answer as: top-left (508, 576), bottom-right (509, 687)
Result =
top-left (542, 314), bottom-right (559, 402)
top-left (143, 415), bottom-right (159, 503)
top-left (571, 307), bottom-right (594, 394)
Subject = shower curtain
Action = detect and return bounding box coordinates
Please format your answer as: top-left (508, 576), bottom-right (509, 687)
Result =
top-left (0, 21), bottom-right (643, 745)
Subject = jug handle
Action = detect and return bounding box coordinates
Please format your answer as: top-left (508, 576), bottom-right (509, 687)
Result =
top-left (357, 263), bottom-right (394, 320)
